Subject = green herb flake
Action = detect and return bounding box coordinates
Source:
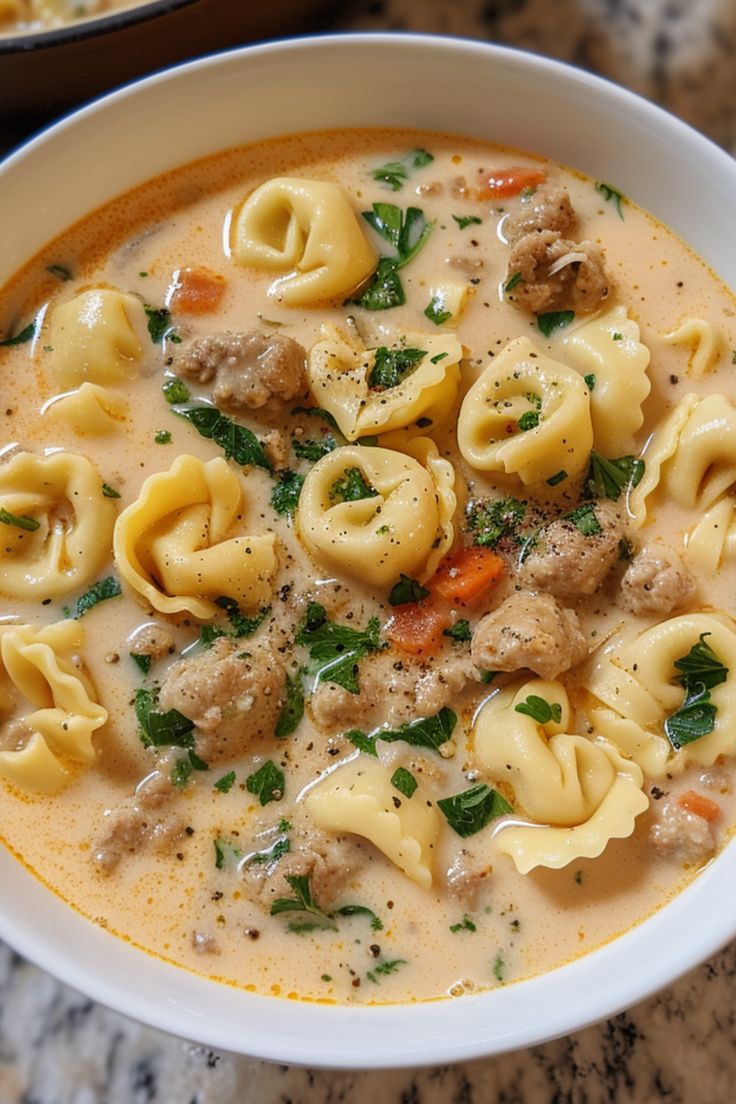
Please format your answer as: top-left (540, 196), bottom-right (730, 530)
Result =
top-left (270, 873), bottom-right (337, 932)
top-left (100, 481), bottom-right (121, 500)
top-left (348, 707), bottom-right (457, 758)
top-left (335, 904), bottom-right (384, 931)
top-left (345, 728), bottom-right (380, 756)
top-left (175, 405), bottom-right (271, 470)
top-left (275, 672), bottom-right (304, 738)
top-left (453, 214), bottom-right (483, 230)
top-left (586, 450), bottom-right (644, 501)
top-left (430, 351), bottom-right (449, 364)
top-left (245, 760), bottom-right (285, 806)
top-left (492, 952), bottom-right (506, 983)
top-left (504, 271), bottom-right (523, 294)
top-left (362, 203), bottom-right (434, 269)
top-left (188, 748), bottom-right (209, 772)
top-left (144, 305), bottom-right (179, 344)
top-left (162, 377), bottom-right (191, 404)
top-left (368, 346), bottom-right (426, 390)
top-left (449, 914), bottom-right (477, 934)
top-left (46, 263), bottom-right (73, 281)
top-left (612, 332), bottom-right (624, 341)
top-left (566, 503), bottom-right (603, 536)
top-left (467, 496), bottom-right (526, 549)
top-left (354, 257), bottom-right (405, 311)
top-left (537, 310), bottom-right (575, 337)
top-left (321, 974), bottom-right (332, 982)
top-left (199, 599), bottom-right (270, 649)
top-left (390, 767), bottom-right (418, 799)
top-left (367, 958), bottom-right (407, 983)
top-left (154, 429), bottom-right (172, 444)
top-left (517, 410), bottom-right (540, 432)
top-left (546, 470), bottom-right (568, 487)
top-left (584, 373), bottom-right (596, 392)
top-left (437, 783), bottom-right (512, 838)
top-left (595, 180), bottom-right (626, 219)
top-left (444, 619), bottom-right (472, 643)
top-left (292, 435), bottom-right (337, 461)
top-left (295, 602), bottom-right (382, 694)
top-left (171, 758), bottom-right (193, 788)
top-left (214, 770), bottom-right (236, 793)
top-left (291, 405), bottom-right (341, 432)
top-left (514, 694), bottom-right (562, 725)
top-left (0, 321), bottom-right (35, 348)
top-left (0, 507), bottom-right (40, 532)
top-left (271, 469), bottom-right (304, 517)
top-left (372, 148), bottom-right (434, 191)
top-left (130, 653), bottom-right (151, 675)
top-left (674, 633), bottom-right (729, 691)
top-left (135, 687), bottom-right (194, 749)
top-left (388, 573), bottom-right (430, 606)
top-left (214, 838), bottom-right (225, 870)
top-left (329, 467), bottom-right (377, 504)
top-left (75, 575), bottom-right (122, 617)
top-left (479, 670), bottom-right (498, 684)
top-left (664, 633), bottom-right (730, 750)
top-left (424, 294), bottom-right (452, 326)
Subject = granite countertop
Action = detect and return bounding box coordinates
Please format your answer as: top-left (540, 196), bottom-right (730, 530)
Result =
top-left (1, 1), bottom-right (735, 1100)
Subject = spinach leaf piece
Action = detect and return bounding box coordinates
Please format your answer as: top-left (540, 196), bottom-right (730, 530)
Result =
top-left (354, 257), bottom-right (405, 311)
top-left (674, 633), bottom-right (729, 691)
top-left (388, 573), bottom-right (430, 606)
top-left (270, 873), bottom-right (338, 932)
top-left (368, 346), bottom-right (426, 391)
top-left (291, 405), bottom-right (342, 432)
top-left (566, 503), bottom-right (603, 536)
top-left (214, 770), bottom-right (236, 793)
top-left (453, 214), bottom-right (482, 229)
top-left (75, 576), bottom-right (122, 618)
top-left (101, 482), bottom-right (121, 499)
top-left (334, 904), bottom-right (384, 931)
top-left (504, 271), bottom-right (523, 293)
top-left (424, 295), bottom-right (452, 326)
top-left (135, 688), bottom-right (195, 749)
top-left (372, 148), bottom-right (434, 191)
top-left (390, 767), bottom-right (417, 798)
top-left (199, 599), bottom-right (270, 648)
top-left (144, 305), bottom-right (180, 344)
top-left (0, 507), bottom-right (40, 531)
top-left (330, 467), bottom-right (377, 504)
top-left (444, 619), bottom-right (472, 643)
top-left (250, 836), bottom-right (291, 865)
top-left (467, 496), bottom-right (526, 548)
top-left (275, 672), bottom-right (305, 738)
top-left (292, 435), bottom-right (337, 461)
top-left (595, 180), bottom-right (626, 219)
top-left (162, 377), bottom-right (191, 404)
top-left (245, 760), bottom-right (285, 806)
top-left (130, 653), bottom-right (152, 675)
top-left (664, 633), bottom-right (730, 749)
top-left (175, 405), bottom-right (271, 470)
top-left (517, 410), bottom-right (540, 432)
top-left (271, 469), bottom-right (304, 516)
top-left (0, 321), bottom-right (35, 347)
top-left (362, 203), bottom-right (433, 267)
top-left (296, 602), bottom-right (382, 694)
top-left (537, 310), bottom-right (575, 338)
top-left (347, 707), bottom-right (457, 756)
top-left (514, 694), bottom-right (562, 725)
top-left (437, 783), bottom-right (512, 838)
top-left (585, 450), bottom-right (644, 500)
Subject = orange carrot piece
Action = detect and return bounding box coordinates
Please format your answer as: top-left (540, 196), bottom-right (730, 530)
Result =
top-left (429, 546), bottom-right (505, 605)
top-left (677, 790), bottom-right (721, 822)
top-left (476, 166), bottom-right (547, 200)
top-left (386, 601), bottom-right (450, 658)
top-left (170, 266), bottom-right (226, 314)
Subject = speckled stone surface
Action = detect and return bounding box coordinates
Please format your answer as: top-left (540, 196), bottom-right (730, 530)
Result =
top-left (1, 1), bottom-right (735, 1100)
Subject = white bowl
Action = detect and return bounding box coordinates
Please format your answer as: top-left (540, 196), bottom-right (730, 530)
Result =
top-left (1, 34), bottom-right (735, 1068)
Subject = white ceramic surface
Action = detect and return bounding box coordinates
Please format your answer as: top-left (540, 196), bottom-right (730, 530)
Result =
top-left (1, 34), bottom-right (735, 1068)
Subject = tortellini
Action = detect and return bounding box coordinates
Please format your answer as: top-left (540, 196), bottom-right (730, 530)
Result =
top-left (457, 336), bottom-right (593, 485)
top-left (0, 451), bottom-right (116, 599)
top-left (558, 305), bottom-right (651, 455)
top-left (42, 382), bottom-right (129, 436)
top-left (307, 325), bottom-right (462, 441)
top-left (296, 440), bottom-right (455, 587)
top-left (113, 454), bottom-right (277, 619)
top-left (663, 318), bottom-right (721, 378)
top-left (474, 679), bottom-right (647, 873)
top-left (231, 177), bottom-right (377, 306)
top-left (0, 620), bottom-right (107, 793)
top-left (587, 612), bottom-right (736, 774)
top-left (629, 393), bottom-right (736, 527)
top-left (305, 757), bottom-right (440, 889)
top-left (686, 498), bottom-right (736, 572)
top-left (47, 288), bottom-right (147, 388)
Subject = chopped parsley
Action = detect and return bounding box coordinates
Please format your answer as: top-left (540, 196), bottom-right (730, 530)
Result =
top-left (135, 688), bottom-right (194, 749)
top-left (584, 373), bottom-right (596, 391)
top-left (270, 873), bottom-right (337, 933)
top-left (101, 482), bottom-right (121, 499)
top-left (537, 310), bottom-right (575, 337)
top-left (566, 503), bottom-right (603, 536)
top-left (595, 180), bottom-right (626, 219)
top-left (144, 305), bottom-right (179, 344)
top-left (0, 507), bottom-right (40, 532)
top-left (291, 405), bottom-right (341, 432)
top-left (162, 377), bottom-right (191, 404)
top-left (372, 148), bottom-right (434, 191)
top-left (329, 467), bottom-right (377, 504)
top-left (275, 672), bottom-right (304, 738)
top-left (154, 430), bottom-right (172, 444)
top-left (430, 352), bottom-right (448, 365)
top-left (250, 836), bottom-right (291, 865)
top-left (388, 573), bottom-right (430, 606)
top-left (444, 619), bottom-right (472, 643)
top-left (356, 203), bottom-right (433, 311)
top-left (514, 694), bottom-right (562, 725)
top-left (292, 435), bottom-right (337, 461)
top-left (295, 602), bottom-right (382, 694)
top-left (546, 470), bottom-right (568, 487)
top-left (368, 346), bottom-right (426, 390)
top-left (504, 271), bottom-right (523, 294)
top-left (199, 598), bottom-right (270, 648)
top-left (453, 214), bottom-right (482, 229)
top-left (664, 633), bottom-right (730, 749)
top-left (367, 958), bottom-right (407, 984)
top-left (585, 450), bottom-right (644, 501)
top-left (424, 294), bottom-right (452, 326)
top-left (346, 706), bottom-right (457, 757)
top-left (214, 836), bottom-right (242, 871)
top-left (245, 760), bottom-right (285, 806)
top-left (354, 257), bottom-right (405, 311)
top-left (214, 770), bottom-right (236, 793)
top-left (449, 915), bottom-right (477, 934)
top-left (612, 332), bottom-right (624, 341)
top-left (0, 321), bottom-right (35, 347)
top-left (171, 758), bottom-right (193, 788)
top-left (390, 766), bottom-right (418, 798)
top-left (334, 904), bottom-right (384, 931)
top-left (492, 952), bottom-right (506, 982)
top-left (517, 410), bottom-right (540, 432)
top-left (45, 263), bottom-right (73, 281)
top-left (130, 653), bottom-right (151, 675)
top-left (467, 496), bottom-right (526, 548)
top-left (270, 469), bottom-right (304, 516)
top-left (74, 575), bottom-right (122, 617)
top-left (437, 783), bottom-right (512, 838)
top-left (175, 405), bottom-right (271, 470)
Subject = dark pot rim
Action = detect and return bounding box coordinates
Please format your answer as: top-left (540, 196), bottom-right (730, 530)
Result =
top-left (0, 0), bottom-right (200, 54)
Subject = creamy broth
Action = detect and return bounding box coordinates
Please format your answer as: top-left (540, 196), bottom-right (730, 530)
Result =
top-left (1, 129), bottom-right (735, 1006)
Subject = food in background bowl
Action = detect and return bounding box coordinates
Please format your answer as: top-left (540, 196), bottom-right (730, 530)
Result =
top-left (0, 0), bottom-right (153, 34)
top-left (1, 124), bottom-right (735, 1006)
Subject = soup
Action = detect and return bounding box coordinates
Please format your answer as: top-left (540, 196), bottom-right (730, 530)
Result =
top-left (0, 129), bottom-right (734, 1005)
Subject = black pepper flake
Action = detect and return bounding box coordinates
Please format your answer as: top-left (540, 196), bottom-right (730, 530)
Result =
top-left (245, 928), bottom-right (260, 940)
top-left (670, 374), bottom-right (679, 385)
top-left (369, 944), bottom-right (381, 957)
top-left (651, 785), bottom-right (666, 800)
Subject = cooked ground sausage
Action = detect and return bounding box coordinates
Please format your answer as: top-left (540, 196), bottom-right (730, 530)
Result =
top-left (128, 623), bottom-right (176, 659)
top-left (176, 331), bottom-right (308, 412)
top-left (519, 503), bottom-right (626, 599)
top-left (507, 230), bottom-right (612, 314)
top-left (504, 186), bottom-right (578, 245)
top-left (244, 826), bottom-right (366, 912)
top-left (471, 591), bottom-right (588, 680)
top-left (158, 638), bottom-right (286, 762)
top-left (649, 797), bottom-right (715, 865)
top-left (620, 549), bottom-right (696, 615)
top-left (92, 773), bottom-right (183, 873)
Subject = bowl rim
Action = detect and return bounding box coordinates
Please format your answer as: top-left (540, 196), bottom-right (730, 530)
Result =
top-left (0, 0), bottom-right (199, 55)
top-left (1, 31), bottom-right (735, 1068)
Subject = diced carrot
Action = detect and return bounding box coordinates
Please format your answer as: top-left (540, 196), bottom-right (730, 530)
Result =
top-left (386, 601), bottom-right (450, 657)
top-left (429, 546), bottom-right (505, 605)
top-left (677, 790), bottom-right (721, 823)
top-left (170, 266), bottom-right (226, 314)
top-left (476, 166), bottom-right (547, 200)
